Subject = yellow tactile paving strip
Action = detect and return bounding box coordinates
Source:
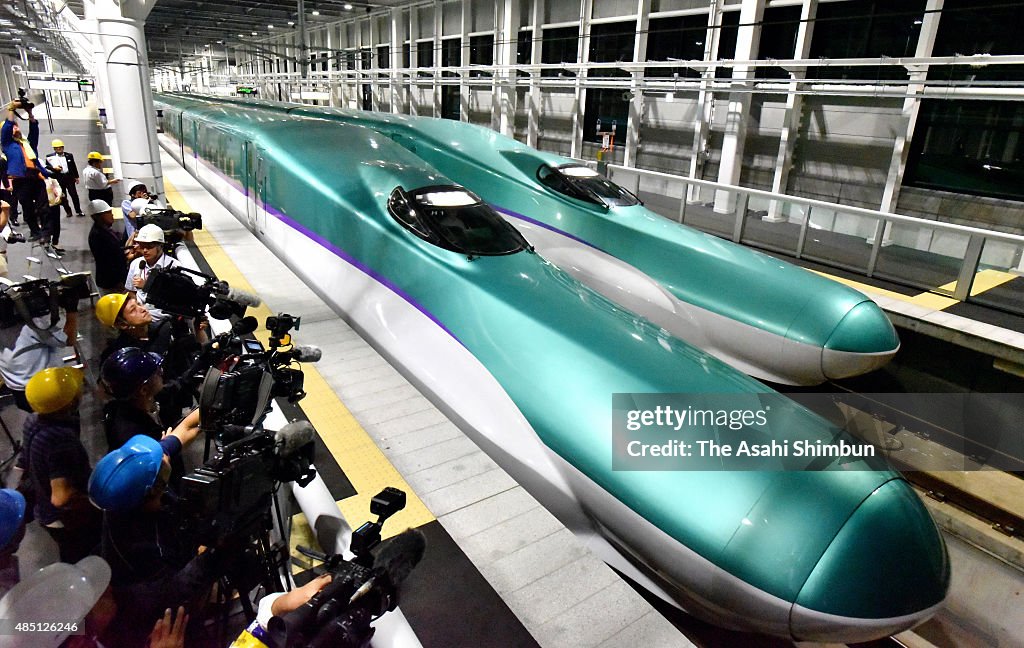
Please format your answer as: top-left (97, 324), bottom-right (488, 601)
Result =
top-left (810, 267), bottom-right (1020, 312)
top-left (938, 268), bottom-right (1020, 298)
top-left (162, 179), bottom-right (435, 547)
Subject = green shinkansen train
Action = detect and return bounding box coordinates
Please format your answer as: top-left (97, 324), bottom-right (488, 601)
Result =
top-left (155, 94), bottom-right (947, 643)
top-left (167, 92), bottom-right (900, 387)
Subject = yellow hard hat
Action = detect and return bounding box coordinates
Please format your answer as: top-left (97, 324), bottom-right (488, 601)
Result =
top-left (25, 367), bottom-right (85, 415)
top-left (95, 293), bottom-right (129, 328)
top-left (52, 139), bottom-right (65, 148)
top-left (87, 151), bottom-right (103, 161)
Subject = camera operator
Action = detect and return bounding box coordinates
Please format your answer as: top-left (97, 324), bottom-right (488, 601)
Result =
top-left (121, 182), bottom-right (154, 241)
top-left (99, 348), bottom-right (200, 479)
top-left (86, 199), bottom-right (130, 293)
top-left (16, 367), bottom-right (101, 563)
top-left (89, 431), bottom-right (200, 584)
top-left (95, 293), bottom-right (171, 363)
top-left (230, 574), bottom-right (333, 648)
top-left (44, 138), bottom-right (84, 218)
top-left (82, 151), bottom-right (121, 204)
top-left (0, 299), bottom-right (79, 412)
top-left (89, 434), bottom-right (239, 648)
top-left (126, 224), bottom-right (179, 323)
top-left (97, 289), bottom-right (207, 418)
top-left (2, 99), bottom-right (51, 241)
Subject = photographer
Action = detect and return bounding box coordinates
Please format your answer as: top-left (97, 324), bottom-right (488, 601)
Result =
top-left (126, 224), bottom-right (179, 323)
top-left (121, 182), bottom-right (154, 240)
top-left (86, 199), bottom-right (130, 292)
top-left (0, 301), bottom-right (78, 412)
top-left (17, 367), bottom-right (101, 563)
top-left (2, 99), bottom-right (51, 241)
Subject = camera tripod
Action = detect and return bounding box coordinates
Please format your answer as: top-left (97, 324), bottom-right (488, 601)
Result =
top-left (206, 493), bottom-right (294, 644)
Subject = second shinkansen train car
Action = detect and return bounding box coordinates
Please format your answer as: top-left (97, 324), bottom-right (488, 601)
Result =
top-left (155, 95), bottom-right (947, 643)
top-left (172, 93), bottom-right (900, 387)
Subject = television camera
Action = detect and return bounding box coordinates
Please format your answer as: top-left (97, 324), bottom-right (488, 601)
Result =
top-left (196, 312), bottom-right (318, 436)
top-left (177, 419), bottom-right (317, 549)
top-left (269, 488), bottom-right (426, 648)
top-left (135, 203), bottom-right (203, 236)
top-left (142, 265), bottom-right (261, 320)
top-left (0, 273), bottom-right (93, 328)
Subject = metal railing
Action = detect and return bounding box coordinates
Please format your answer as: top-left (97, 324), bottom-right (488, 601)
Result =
top-left (602, 163), bottom-right (1024, 314)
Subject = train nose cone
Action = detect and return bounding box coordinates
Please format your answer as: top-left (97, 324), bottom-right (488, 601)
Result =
top-left (791, 479), bottom-right (949, 643)
top-left (822, 300), bottom-right (900, 380)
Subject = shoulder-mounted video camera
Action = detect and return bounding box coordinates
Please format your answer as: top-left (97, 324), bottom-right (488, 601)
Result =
top-left (269, 488), bottom-right (426, 648)
top-left (142, 266), bottom-right (259, 320)
top-left (0, 273), bottom-right (93, 328)
top-left (136, 206), bottom-right (202, 234)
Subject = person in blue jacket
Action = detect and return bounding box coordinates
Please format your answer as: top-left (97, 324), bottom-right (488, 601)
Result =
top-left (2, 101), bottom-right (50, 240)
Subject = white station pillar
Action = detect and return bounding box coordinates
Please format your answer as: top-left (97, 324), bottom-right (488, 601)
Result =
top-left (713, 0), bottom-right (765, 214)
top-left (94, 0), bottom-right (163, 197)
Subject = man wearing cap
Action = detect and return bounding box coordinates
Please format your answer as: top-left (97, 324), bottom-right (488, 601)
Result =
top-left (44, 139), bottom-right (83, 217)
top-left (17, 367), bottom-right (101, 563)
top-left (82, 150), bottom-right (121, 204)
top-left (126, 223), bottom-right (179, 323)
top-left (120, 182), bottom-right (152, 241)
top-left (2, 101), bottom-right (51, 240)
top-left (86, 199), bottom-right (129, 293)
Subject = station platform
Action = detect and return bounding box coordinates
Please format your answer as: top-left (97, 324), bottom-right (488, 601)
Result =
top-left (3, 105), bottom-right (1023, 648)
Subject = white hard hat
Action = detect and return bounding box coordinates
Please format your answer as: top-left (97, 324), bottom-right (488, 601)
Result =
top-left (0, 556), bottom-right (111, 648)
top-left (130, 197), bottom-right (155, 215)
top-left (86, 199), bottom-right (112, 216)
top-left (134, 223), bottom-right (165, 244)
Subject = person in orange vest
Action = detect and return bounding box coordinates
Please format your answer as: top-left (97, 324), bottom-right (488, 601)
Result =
top-left (1, 101), bottom-right (51, 241)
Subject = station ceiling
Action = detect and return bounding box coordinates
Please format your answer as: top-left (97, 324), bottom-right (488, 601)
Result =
top-left (144, 0), bottom-right (406, 66)
top-left (3, 1), bottom-right (412, 73)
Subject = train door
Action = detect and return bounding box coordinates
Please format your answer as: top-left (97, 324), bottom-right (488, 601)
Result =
top-left (244, 142), bottom-right (257, 231)
top-left (254, 153), bottom-right (268, 237)
top-left (183, 117), bottom-right (198, 175)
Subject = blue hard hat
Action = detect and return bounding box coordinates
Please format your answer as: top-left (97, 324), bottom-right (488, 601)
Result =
top-left (100, 347), bottom-right (163, 399)
top-left (88, 435), bottom-right (164, 512)
top-left (0, 489), bottom-right (26, 549)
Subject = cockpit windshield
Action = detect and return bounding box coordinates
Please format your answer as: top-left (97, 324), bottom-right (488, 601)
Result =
top-left (536, 164), bottom-right (641, 208)
top-left (387, 185), bottom-right (529, 257)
